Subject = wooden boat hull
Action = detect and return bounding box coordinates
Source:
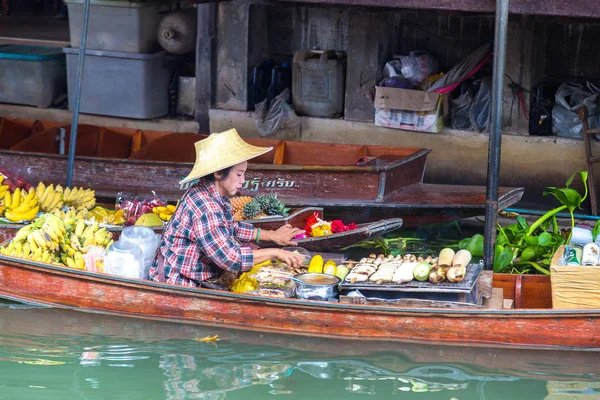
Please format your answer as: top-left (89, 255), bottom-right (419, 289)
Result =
top-left (0, 253), bottom-right (598, 350)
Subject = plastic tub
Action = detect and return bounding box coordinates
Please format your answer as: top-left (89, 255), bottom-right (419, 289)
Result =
top-left (119, 226), bottom-right (160, 277)
top-left (0, 45), bottom-right (66, 108)
top-left (63, 48), bottom-right (171, 119)
top-left (66, 0), bottom-right (165, 53)
top-left (104, 240), bottom-right (144, 279)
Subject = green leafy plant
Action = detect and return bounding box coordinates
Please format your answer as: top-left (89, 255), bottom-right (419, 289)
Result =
top-left (459, 171), bottom-right (588, 274)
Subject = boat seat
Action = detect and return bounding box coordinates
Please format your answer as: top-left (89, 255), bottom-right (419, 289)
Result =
top-left (10, 125), bottom-right (100, 156)
top-left (0, 118), bottom-right (33, 150)
top-left (128, 133), bottom-right (204, 162)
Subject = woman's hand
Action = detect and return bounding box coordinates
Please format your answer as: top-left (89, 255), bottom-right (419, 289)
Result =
top-left (275, 249), bottom-right (304, 269)
top-left (269, 224), bottom-right (305, 246)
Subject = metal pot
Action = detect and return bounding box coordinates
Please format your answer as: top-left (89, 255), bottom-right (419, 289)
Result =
top-left (294, 273), bottom-right (341, 301)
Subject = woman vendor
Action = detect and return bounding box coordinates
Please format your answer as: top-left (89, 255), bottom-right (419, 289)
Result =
top-left (150, 129), bottom-right (305, 287)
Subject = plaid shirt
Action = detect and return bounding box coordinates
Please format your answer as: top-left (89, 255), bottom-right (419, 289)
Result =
top-left (150, 179), bottom-right (254, 287)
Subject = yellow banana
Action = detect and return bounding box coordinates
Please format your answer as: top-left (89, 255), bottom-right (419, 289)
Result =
top-left (27, 233), bottom-right (38, 252)
top-left (25, 188), bottom-right (35, 202)
top-left (14, 225), bottom-right (33, 242)
top-left (69, 187), bottom-right (79, 202)
top-left (36, 182), bottom-right (46, 200)
top-left (167, 204), bottom-right (176, 213)
top-left (42, 223), bottom-right (59, 243)
top-left (22, 243), bottom-right (31, 258)
top-left (11, 188), bottom-right (21, 209)
top-left (159, 213), bottom-right (172, 221)
top-left (5, 205), bottom-right (40, 223)
top-left (11, 198), bottom-right (37, 214)
top-left (66, 257), bottom-right (76, 269)
top-left (55, 184), bottom-right (63, 193)
top-left (31, 230), bottom-right (48, 251)
top-left (4, 191), bottom-right (11, 209)
top-left (14, 241), bottom-right (22, 255)
top-left (30, 247), bottom-right (42, 261)
top-left (74, 219), bottom-right (86, 237)
top-left (41, 251), bottom-right (51, 263)
top-left (63, 187), bottom-right (71, 203)
top-left (0, 175), bottom-right (3, 185)
top-left (74, 252), bottom-right (84, 269)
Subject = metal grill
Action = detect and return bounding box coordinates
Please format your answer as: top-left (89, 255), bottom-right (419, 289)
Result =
top-left (340, 262), bottom-right (483, 294)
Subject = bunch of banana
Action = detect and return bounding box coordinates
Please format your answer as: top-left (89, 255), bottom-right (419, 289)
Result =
top-left (37, 183), bottom-right (64, 213)
top-left (3, 187), bottom-right (40, 222)
top-left (62, 186), bottom-right (96, 211)
top-left (68, 219), bottom-right (114, 255)
top-left (21, 214), bottom-right (67, 253)
top-left (52, 206), bottom-right (89, 224)
top-left (0, 240), bottom-right (55, 264)
top-left (0, 213), bottom-right (66, 265)
top-left (152, 204), bottom-right (177, 222)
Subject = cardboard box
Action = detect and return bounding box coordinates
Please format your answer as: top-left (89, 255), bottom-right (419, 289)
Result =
top-left (374, 86), bottom-right (444, 133)
top-left (550, 245), bottom-right (600, 309)
top-left (484, 288), bottom-right (504, 309)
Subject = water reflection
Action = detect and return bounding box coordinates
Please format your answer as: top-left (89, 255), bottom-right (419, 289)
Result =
top-left (0, 305), bottom-right (598, 399)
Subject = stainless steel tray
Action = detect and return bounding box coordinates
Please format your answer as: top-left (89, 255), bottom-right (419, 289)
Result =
top-left (340, 262), bottom-right (483, 293)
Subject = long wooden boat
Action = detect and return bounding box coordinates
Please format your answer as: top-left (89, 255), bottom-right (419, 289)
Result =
top-left (0, 118), bottom-right (524, 226)
top-left (0, 229), bottom-right (598, 350)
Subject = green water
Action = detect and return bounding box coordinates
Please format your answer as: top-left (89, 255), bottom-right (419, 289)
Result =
top-left (0, 302), bottom-right (598, 400)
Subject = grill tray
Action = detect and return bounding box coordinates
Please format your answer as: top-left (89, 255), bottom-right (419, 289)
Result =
top-left (340, 262), bottom-right (483, 294)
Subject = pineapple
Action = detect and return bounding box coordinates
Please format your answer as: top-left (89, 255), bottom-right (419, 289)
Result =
top-left (242, 199), bottom-right (261, 219)
top-left (264, 195), bottom-right (290, 217)
top-left (231, 196), bottom-right (252, 214)
top-left (233, 210), bottom-right (245, 221)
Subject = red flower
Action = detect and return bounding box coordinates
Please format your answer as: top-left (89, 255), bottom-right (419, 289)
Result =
top-left (346, 223), bottom-right (358, 231)
top-left (331, 220), bottom-right (346, 233)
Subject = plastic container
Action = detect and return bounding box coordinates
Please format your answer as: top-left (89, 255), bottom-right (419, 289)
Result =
top-left (0, 45), bottom-right (66, 108)
top-left (104, 240), bottom-right (144, 279)
top-left (292, 50), bottom-right (347, 118)
top-left (66, 0), bottom-right (165, 53)
top-left (249, 263), bottom-right (296, 298)
top-left (63, 48), bottom-right (171, 119)
top-left (119, 226), bottom-right (160, 279)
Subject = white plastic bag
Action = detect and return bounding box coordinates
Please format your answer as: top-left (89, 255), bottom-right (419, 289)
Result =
top-left (552, 82), bottom-right (600, 138)
top-left (255, 88), bottom-right (300, 137)
top-left (399, 52), bottom-right (439, 85)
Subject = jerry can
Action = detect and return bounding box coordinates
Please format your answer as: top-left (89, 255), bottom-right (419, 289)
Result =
top-left (292, 50), bottom-right (346, 118)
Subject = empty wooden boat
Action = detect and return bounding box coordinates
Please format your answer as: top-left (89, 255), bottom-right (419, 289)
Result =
top-left (0, 118), bottom-right (524, 226)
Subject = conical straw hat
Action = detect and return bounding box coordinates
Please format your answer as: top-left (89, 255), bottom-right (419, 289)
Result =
top-left (179, 129), bottom-right (272, 185)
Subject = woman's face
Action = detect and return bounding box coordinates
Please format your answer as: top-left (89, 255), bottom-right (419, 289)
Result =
top-left (215, 161), bottom-right (248, 197)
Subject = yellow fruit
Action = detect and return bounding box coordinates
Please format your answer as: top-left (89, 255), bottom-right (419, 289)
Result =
top-left (323, 260), bottom-right (336, 275)
top-left (4, 191), bottom-right (11, 209)
top-left (158, 212), bottom-right (172, 221)
top-left (335, 265), bottom-right (349, 281)
top-left (135, 213), bottom-right (163, 227)
top-left (307, 255), bottom-right (324, 274)
top-left (166, 204), bottom-right (176, 213)
top-left (11, 188), bottom-right (21, 209)
top-left (230, 196), bottom-right (253, 213)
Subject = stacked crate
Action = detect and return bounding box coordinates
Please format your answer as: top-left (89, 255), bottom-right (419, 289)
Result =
top-left (63, 0), bottom-right (172, 119)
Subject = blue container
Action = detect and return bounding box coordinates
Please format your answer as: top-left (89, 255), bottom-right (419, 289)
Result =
top-left (0, 45), bottom-right (66, 108)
